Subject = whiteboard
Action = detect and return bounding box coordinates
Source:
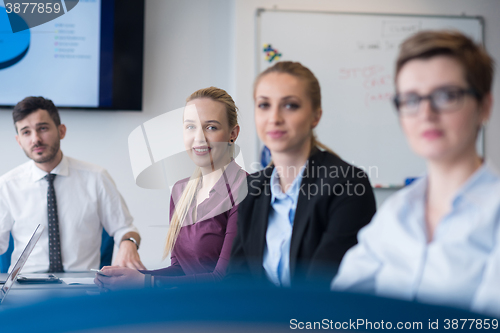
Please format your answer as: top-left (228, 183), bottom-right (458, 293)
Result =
top-left (257, 10), bottom-right (484, 186)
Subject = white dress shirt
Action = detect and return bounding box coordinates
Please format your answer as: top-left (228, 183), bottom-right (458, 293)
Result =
top-left (0, 155), bottom-right (138, 273)
top-left (332, 162), bottom-right (500, 317)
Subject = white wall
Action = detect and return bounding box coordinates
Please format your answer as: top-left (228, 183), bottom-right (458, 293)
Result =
top-left (1, 0), bottom-right (499, 269)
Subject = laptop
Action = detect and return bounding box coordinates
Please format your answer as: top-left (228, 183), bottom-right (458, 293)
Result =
top-left (0, 224), bottom-right (44, 304)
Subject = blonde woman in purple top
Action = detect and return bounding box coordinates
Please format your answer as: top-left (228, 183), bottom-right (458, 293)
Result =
top-left (95, 87), bottom-right (247, 289)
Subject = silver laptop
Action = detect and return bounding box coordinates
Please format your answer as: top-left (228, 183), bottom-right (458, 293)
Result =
top-left (0, 224), bottom-right (44, 304)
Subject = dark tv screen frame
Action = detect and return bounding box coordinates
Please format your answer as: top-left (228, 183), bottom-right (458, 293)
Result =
top-left (0, 0), bottom-right (145, 111)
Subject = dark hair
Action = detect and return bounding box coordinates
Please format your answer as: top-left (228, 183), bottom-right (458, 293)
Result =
top-left (13, 96), bottom-right (61, 131)
top-left (395, 30), bottom-right (494, 101)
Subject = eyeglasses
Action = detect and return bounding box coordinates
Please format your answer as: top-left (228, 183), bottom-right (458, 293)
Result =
top-left (393, 86), bottom-right (479, 116)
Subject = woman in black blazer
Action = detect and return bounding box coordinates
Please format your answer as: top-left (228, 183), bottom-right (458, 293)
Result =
top-left (227, 61), bottom-right (376, 288)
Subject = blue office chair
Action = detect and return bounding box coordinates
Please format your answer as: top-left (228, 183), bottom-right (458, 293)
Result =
top-left (0, 229), bottom-right (114, 273)
top-left (99, 230), bottom-right (114, 268)
top-left (0, 234), bottom-right (14, 274)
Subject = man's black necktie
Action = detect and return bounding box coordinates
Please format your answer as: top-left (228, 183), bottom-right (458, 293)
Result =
top-left (45, 174), bottom-right (64, 273)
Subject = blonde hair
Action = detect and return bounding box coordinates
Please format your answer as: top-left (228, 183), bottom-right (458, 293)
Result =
top-left (163, 87), bottom-right (239, 259)
top-left (254, 61), bottom-right (337, 156)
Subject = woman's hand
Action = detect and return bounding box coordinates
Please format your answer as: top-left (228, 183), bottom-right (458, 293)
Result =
top-left (93, 266), bottom-right (145, 291)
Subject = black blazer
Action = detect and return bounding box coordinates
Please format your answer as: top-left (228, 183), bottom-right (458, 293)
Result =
top-left (227, 150), bottom-right (376, 288)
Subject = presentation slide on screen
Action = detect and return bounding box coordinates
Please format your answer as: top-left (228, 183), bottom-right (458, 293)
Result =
top-left (0, 0), bottom-right (101, 107)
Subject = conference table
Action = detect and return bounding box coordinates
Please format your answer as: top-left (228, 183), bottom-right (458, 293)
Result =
top-left (0, 272), bottom-right (99, 310)
top-left (0, 273), bottom-right (496, 332)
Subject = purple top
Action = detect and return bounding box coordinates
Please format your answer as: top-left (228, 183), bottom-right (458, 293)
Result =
top-left (145, 161), bottom-right (247, 287)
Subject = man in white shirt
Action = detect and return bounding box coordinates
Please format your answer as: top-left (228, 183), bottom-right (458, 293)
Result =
top-left (0, 96), bottom-right (146, 272)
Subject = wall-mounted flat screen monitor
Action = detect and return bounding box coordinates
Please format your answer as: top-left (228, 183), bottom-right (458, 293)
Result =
top-left (0, 0), bottom-right (144, 111)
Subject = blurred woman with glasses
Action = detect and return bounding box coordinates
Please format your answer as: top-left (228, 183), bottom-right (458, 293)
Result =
top-left (332, 31), bottom-right (499, 317)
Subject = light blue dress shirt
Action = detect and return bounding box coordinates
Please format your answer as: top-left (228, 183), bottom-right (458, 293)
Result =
top-left (332, 162), bottom-right (500, 317)
top-left (263, 164), bottom-right (306, 287)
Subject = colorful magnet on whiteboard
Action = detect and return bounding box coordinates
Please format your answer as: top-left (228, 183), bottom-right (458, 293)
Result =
top-left (404, 177), bottom-right (419, 186)
top-left (263, 44), bottom-right (282, 63)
